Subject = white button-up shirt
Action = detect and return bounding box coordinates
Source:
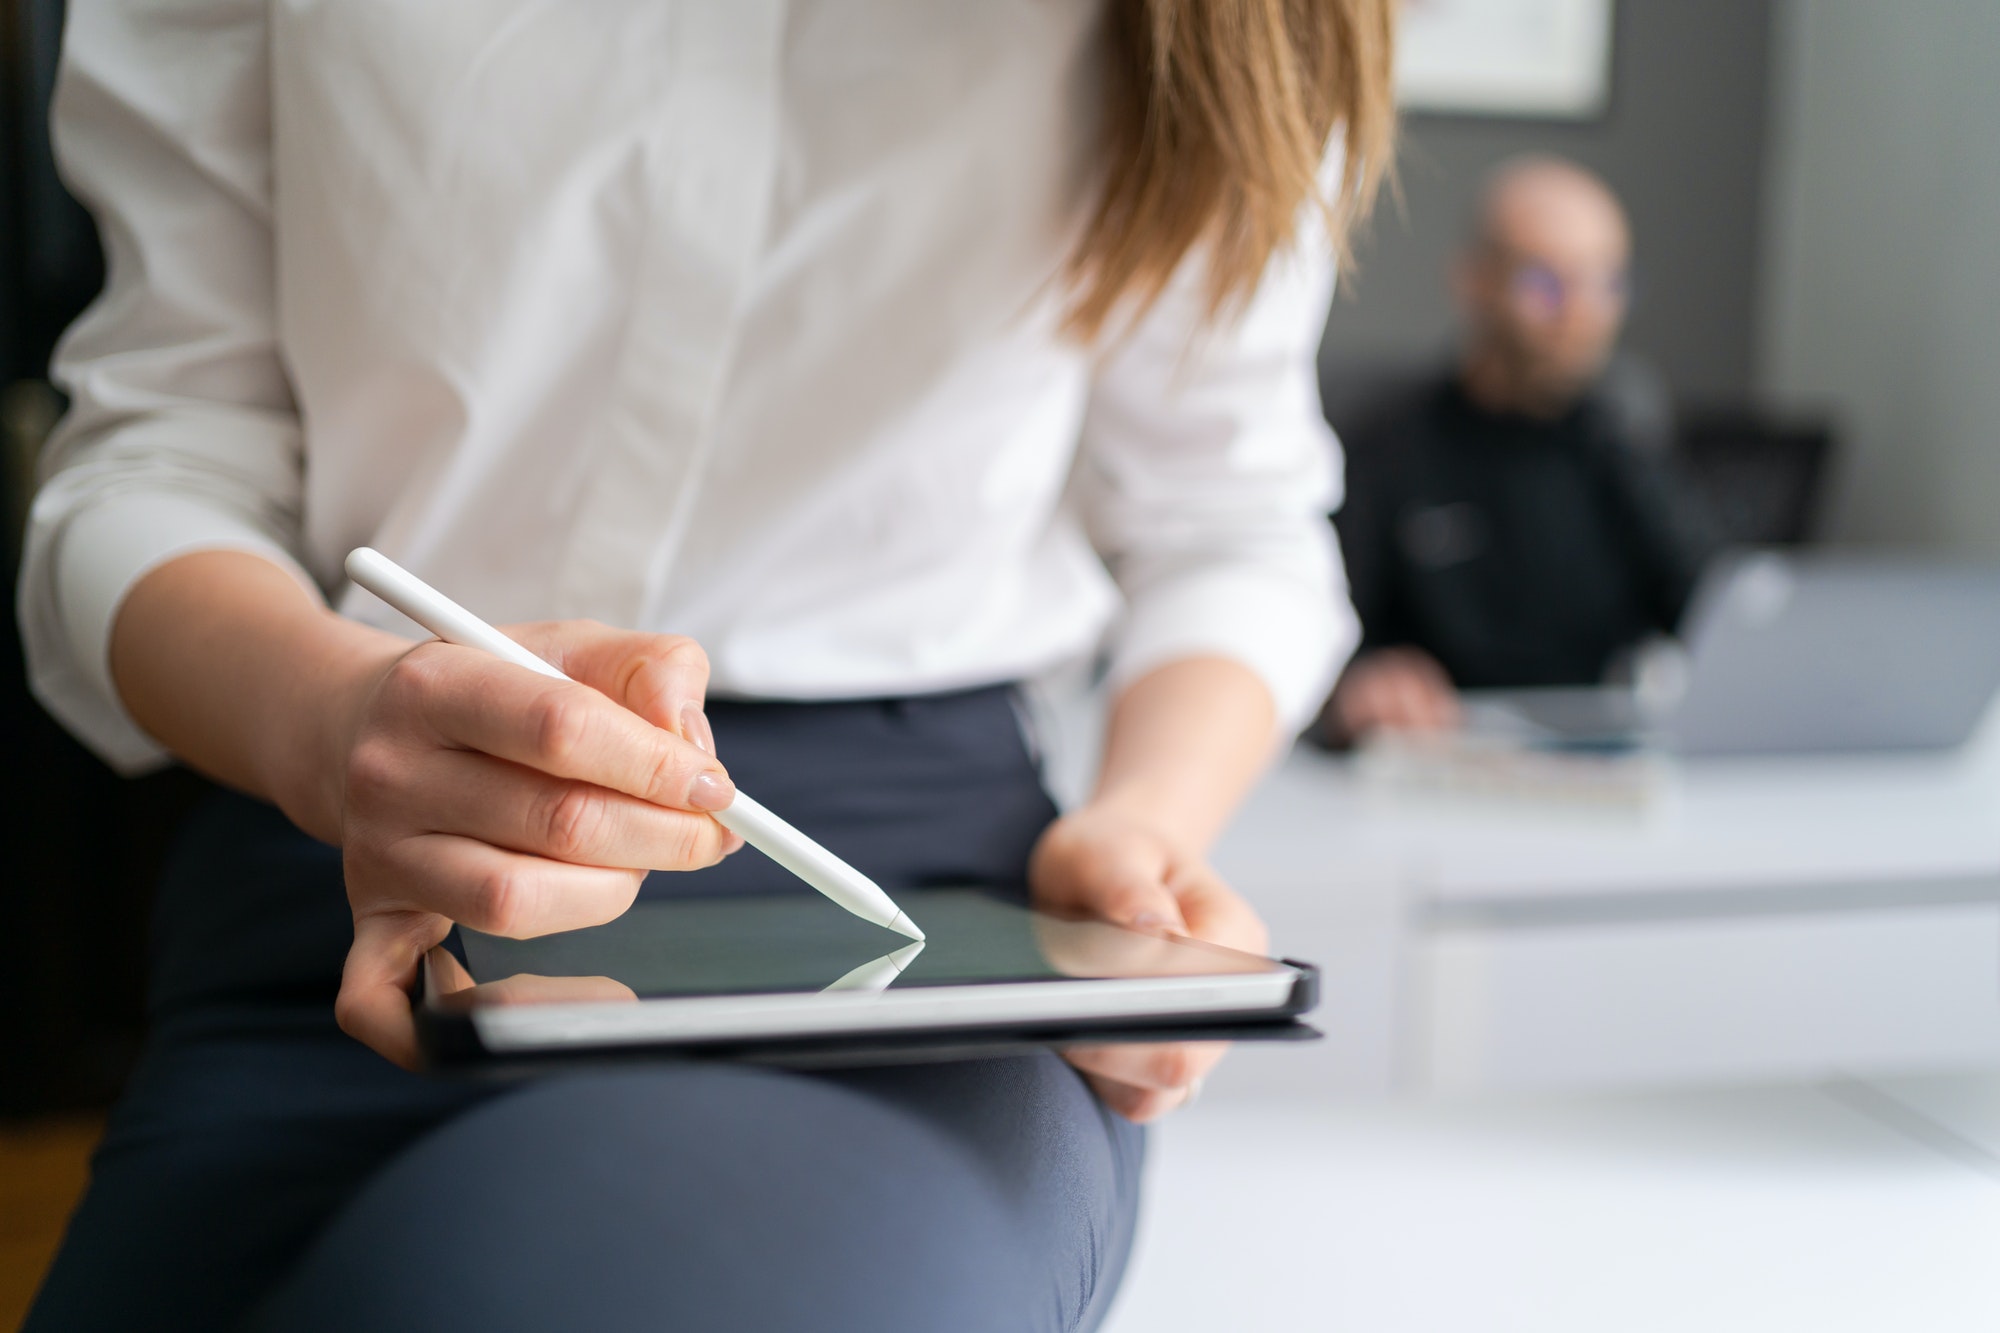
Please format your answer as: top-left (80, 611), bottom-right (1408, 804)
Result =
top-left (21, 0), bottom-right (1355, 774)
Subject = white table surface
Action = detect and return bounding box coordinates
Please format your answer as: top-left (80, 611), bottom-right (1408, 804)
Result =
top-left (1214, 729), bottom-right (2000, 907)
top-left (1100, 1071), bottom-right (2000, 1333)
top-left (1088, 706), bottom-right (2000, 1329)
top-left (1202, 715), bottom-right (2000, 1094)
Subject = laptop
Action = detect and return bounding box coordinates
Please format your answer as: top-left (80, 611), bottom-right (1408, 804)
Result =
top-left (1468, 552), bottom-right (2000, 758)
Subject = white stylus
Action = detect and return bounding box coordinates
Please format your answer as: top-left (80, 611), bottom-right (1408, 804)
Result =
top-left (344, 547), bottom-right (924, 942)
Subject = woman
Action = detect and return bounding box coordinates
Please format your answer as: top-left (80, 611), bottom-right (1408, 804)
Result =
top-left (22, 2), bottom-right (1393, 1328)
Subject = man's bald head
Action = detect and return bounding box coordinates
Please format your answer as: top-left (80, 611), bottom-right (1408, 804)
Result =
top-left (1471, 156), bottom-right (1630, 261)
top-left (1456, 156), bottom-right (1633, 415)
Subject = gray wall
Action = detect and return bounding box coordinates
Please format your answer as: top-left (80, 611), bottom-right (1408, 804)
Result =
top-left (1759, 0), bottom-right (2000, 553)
top-left (1321, 0), bottom-right (1776, 404)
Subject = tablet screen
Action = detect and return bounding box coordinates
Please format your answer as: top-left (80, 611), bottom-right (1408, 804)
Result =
top-left (439, 888), bottom-right (1282, 1009)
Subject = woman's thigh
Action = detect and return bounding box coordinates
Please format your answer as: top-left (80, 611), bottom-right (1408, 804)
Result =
top-left (249, 1056), bottom-right (1141, 1333)
top-left (24, 1014), bottom-right (489, 1332)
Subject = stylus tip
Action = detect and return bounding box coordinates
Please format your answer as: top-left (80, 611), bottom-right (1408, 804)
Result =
top-left (889, 910), bottom-right (925, 942)
top-left (885, 940), bottom-right (926, 973)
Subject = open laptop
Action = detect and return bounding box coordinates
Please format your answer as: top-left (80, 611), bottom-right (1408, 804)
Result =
top-left (1467, 552), bottom-right (2000, 758)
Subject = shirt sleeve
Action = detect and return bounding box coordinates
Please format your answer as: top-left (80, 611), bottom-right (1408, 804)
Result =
top-left (17, 0), bottom-right (318, 774)
top-left (1076, 207), bottom-right (1358, 734)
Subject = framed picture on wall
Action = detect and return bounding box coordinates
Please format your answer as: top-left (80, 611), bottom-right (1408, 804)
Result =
top-left (1395, 0), bottom-right (1615, 119)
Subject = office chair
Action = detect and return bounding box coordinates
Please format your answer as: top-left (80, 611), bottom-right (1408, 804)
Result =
top-left (1673, 409), bottom-right (1835, 547)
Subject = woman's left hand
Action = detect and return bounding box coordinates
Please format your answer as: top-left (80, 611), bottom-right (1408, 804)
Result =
top-left (1027, 803), bottom-right (1269, 1122)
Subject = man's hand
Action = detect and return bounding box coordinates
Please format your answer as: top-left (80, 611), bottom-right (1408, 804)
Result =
top-left (1328, 646), bottom-right (1462, 740)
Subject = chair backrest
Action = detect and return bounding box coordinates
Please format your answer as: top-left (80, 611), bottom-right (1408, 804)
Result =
top-left (1672, 409), bottom-right (1834, 547)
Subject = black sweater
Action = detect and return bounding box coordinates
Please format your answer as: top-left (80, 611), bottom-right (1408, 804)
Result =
top-left (1332, 373), bottom-right (1716, 689)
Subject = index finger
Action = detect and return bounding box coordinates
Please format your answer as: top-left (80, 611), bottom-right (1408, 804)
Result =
top-left (385, 645), bottom-right (732, 812)
top-left (510, 621), bottom-right (711, 740)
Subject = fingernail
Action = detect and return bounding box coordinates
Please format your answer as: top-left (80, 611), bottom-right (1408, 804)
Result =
top-left (1132, 912), bottom-right (1168, 931)
top-left (688, 771), bottom-right (735, 812)
top-left (680, 701), bottom-right (715, 755)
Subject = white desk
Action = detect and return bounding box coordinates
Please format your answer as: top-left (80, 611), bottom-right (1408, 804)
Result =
top-left (1212, 735), bottom-right (2000, 1093)
top-left (1102, 1072), bottom-right (2000, 1333)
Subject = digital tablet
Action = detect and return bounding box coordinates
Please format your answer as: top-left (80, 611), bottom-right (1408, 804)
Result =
top-left (417, 887), bottom-right (1318, 1069)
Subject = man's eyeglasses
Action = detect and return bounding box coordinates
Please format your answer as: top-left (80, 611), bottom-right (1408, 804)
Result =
top-left (1507, 260), bottom-right (1632, 314)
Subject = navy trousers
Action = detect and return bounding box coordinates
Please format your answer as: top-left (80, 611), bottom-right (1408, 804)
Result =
top-left (27, 687), bottom-right (1143, 1332)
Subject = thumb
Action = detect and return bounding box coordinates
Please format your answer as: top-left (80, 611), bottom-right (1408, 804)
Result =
top-left (1071, 851), bottom-right (1189, 935)
top-left (335, 910), bottom-right (450, 1070)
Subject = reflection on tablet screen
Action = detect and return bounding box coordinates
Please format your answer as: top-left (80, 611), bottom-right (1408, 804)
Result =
top-left (448, 888), bottom-right (1279, 1006)
top-left (820, 939), bottom-right (926, 993)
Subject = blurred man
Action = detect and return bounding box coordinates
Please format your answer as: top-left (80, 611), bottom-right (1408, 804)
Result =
top-left (1319, 156), bottom-right (1715, 742)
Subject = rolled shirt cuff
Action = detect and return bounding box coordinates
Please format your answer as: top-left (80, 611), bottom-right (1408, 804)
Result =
top-left (1104, 565), bottom-right (1359, 736)
top-left (24, 491), bottom-right (319, 773)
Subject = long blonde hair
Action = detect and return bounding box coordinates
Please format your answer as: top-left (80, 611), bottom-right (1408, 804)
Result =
top-left (1066, 0), bottom-right (1398, 339)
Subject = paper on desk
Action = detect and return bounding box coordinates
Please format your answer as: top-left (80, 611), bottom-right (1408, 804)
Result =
top-left (1355, 731), bottom-right (1670, 814)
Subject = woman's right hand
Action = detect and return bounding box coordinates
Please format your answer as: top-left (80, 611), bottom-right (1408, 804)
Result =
top-left (328, 621), bottom-right (739, 1067)
top-left (108, 554), bottom-right (737, 1069)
